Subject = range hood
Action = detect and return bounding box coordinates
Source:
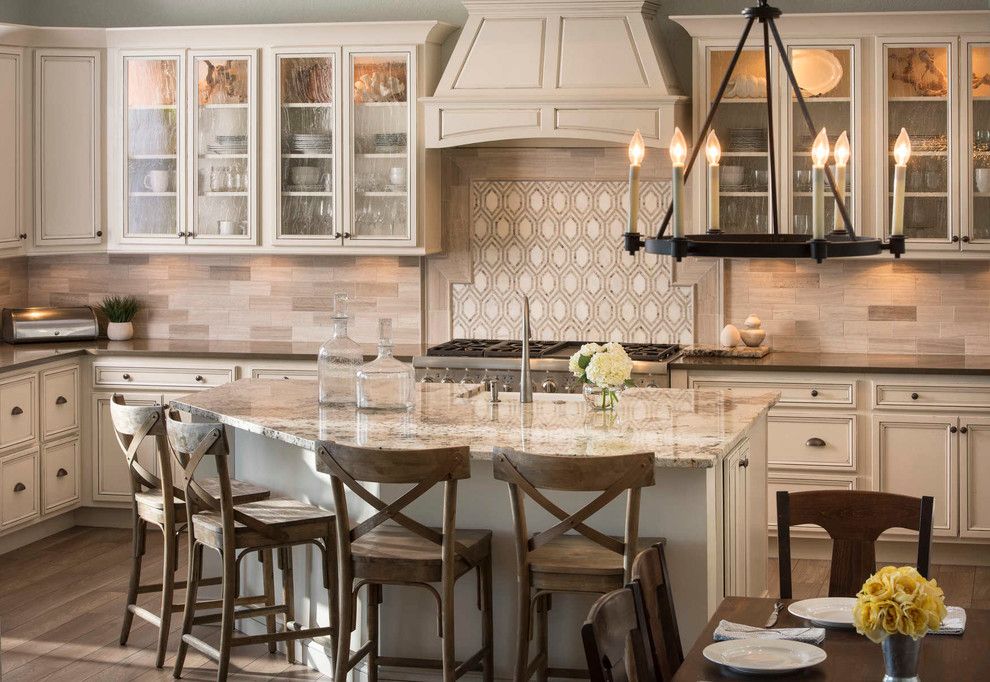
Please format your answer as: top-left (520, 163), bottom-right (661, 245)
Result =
top-left (423, 0), bottom-right (687, 148)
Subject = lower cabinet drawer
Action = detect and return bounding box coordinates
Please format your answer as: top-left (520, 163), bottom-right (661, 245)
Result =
top-left (94, 365), bottom-right (234, 390)
top-left (768, 415), bottom-right (856, 470)
top-left (875, 383), bottom-right (990, 410)
top-left (0, 374), bottom-right (38, 452)
top-left (43, 437), bottom-right (80, 513)
top-left (690, 379), bottom-right (854, 407)
top-left (251, 369), bottom-right (317, 380)
top-left (767, 473), bottom-right (856, 532)
top-left (42, 365), bottom-right (80, 440)
top-left (1, 450), bottom-right (40, 528)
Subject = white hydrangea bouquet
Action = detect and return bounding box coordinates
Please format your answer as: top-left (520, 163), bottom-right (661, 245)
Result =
top-left (568, 342), bottom-right (634, 411)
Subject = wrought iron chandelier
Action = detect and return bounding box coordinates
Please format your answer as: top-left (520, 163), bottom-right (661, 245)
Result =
top-left (622, 0), bottom-right (907, 263)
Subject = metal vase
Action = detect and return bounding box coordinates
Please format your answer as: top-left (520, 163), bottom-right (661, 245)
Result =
top-left (881, 634), bottom-right (922, 682)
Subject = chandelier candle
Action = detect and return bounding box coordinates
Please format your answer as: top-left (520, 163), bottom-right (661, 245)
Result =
top-left (706, 130), bottom-right (721, 232)
top-left (832, 130), bottom-right (850, 232)
top-left (811, 128), bottom-right (830, 240)
top-left (626, 129), bottom-right (645, 234)
top-left (891, 127), bottom-right (912, 236)
top-left (670, 127), bottom-right (687, 238)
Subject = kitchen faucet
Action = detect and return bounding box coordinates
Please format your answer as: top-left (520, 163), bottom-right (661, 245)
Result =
top-left (520, 295), bottom-right (533, 403)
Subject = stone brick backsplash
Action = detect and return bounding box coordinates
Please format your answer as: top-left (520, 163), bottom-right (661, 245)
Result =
top-left (725, 258), bottom-right (990, 355)
top-left (26, 254), bottom-right (422, 344)
top-left (0, 257), bottom-right (27, 311)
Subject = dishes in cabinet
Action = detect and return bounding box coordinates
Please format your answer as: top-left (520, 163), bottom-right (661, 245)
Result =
top-left (354, 72), bottom-right (407, 103)
top-left (291, 132), bottom-right (332, 153)
top-left (729, 127), bottom-right (767, 152)
top-left (724, 73), bottom-right (767, 99)
top-left (197, 59), bottom-right (249, 105)
top-left (792, 49), bottom-right (843, 97)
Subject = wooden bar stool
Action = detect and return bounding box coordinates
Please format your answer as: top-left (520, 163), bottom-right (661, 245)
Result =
top-left (493, 447), bottom-right (659, 682)
top-left (316, 440), bottom-right (494, 682)
top-left (109, 395), bottom-right (271, 669)
top-left (776, 490), bottom-right (934, 598)
top-left (166, 411), bottom-right (338, 681)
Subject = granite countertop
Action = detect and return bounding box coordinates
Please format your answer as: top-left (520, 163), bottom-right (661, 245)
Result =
top-left (669, 351), bottom-right (990, 376)
top-left (171, 380), bottom-right (778, 469)
top-left (0, 339), bottom-right (425, 373)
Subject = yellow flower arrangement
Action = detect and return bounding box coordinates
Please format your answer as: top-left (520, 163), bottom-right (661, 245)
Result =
top-left (853, 565), bottom-right (947, 643)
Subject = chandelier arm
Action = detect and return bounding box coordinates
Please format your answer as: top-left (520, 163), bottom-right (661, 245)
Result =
top-left (762, 18), bottom-right (781, 236)
top-left (656, 14), bottom-right (759, 239)
top-left (767, 16), bottom-right (857, 240)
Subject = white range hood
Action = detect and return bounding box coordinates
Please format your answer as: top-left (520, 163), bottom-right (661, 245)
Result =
top-left (423, 0), bottom-right (687, 148)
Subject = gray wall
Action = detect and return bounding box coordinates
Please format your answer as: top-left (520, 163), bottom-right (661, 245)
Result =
top-left (0, 0), bottom-right (985, 94)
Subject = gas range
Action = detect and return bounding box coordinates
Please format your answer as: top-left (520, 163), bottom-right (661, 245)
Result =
top-left (412, 339), bottom-right (681, 393)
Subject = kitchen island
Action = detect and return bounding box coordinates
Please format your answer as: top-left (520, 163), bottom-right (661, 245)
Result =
top-left (172, 379), bottom-right (777, 679)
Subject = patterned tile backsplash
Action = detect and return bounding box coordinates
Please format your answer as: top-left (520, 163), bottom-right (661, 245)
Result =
top-left (451, 180), bottom-right (694, 343)
top-left (26, 254), bottom-right (422, 344)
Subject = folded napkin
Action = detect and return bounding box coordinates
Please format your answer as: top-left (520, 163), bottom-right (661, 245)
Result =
top-left (932, 606), bottom-right (966, 635)
top-left (713, 619), bottom-right (826, 645)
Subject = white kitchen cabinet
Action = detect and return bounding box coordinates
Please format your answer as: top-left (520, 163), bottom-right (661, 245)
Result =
top-left (0, 49), bottom-right (23, 252)
top-left (92, 391), bottom-right (161, 501)
top-left (960, 417), bottom-right (990, 539)
top-left (34, 49), bottom-right (102, 246)
top-left (0, 372), bottom-right (37, 453)
top-left (41, 365), bottom-right (80, 441)
top-left (964, 40), bottom-right (990, 249)
top-left (767, 472), bottom-right (857, 534)
top-left (1, 449), bottom-right (39, 528)
top-left (42, 436), bottom-right (80, 514)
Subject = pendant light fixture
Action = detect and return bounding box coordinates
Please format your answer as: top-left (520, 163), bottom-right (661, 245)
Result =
top-left (622, 0), bottom-right (908, 263)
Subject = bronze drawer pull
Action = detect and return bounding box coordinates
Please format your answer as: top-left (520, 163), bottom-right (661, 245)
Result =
top-left (55, 395), bottom-right (68, 405)
top-left (806, 437), bottom-right (826, 447)
top-left (11, 405), bottom-right (23, 416)
top-left (56, 468), bottom-right (69, 478)
top-left (738, 458), bottom-right (749, 468)
top-left (810, 389), bottom-right (819, 397)
top-left (13, 482), bottom-right (25, 492)
top-left (911, 392), bottom-right (919, 400)
top-left (195, 375), bottom-right (205, 382)
top-left (122, 373), bottom-right (132, 380)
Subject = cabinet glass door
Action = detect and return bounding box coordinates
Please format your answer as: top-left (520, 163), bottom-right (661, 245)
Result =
top-left (883, 43), bottom-right (952, 243)
top-left (969, 43), bottom-right (990, 244)
top-left (706, 47), bottom-right (773, 234)
top-left (347, 52), bottom-right (411, 242)
top-left (788, 46), bottom-right (854, 236)
top-left (276, 52), bottom-right (338, 241)
top-left (124, 55), bottom-right (181, 239)
top-left (191, 53), bottom-right (255, 241)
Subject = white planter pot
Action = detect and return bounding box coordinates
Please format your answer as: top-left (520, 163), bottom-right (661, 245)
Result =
top-left (107, 321), bottom-right (134, 341)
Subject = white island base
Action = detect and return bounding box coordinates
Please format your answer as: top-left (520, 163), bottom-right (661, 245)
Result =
top-left (173, 382), bottom-right (774, 680)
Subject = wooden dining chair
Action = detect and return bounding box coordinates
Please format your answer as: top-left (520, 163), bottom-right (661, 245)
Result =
top-left (630, 541), bottom-right (683, 681)
top-left (166, 412), bottom-right (338, 681)
top-left (776, 489), bottom-right (935, 598)
top-left (317, 440), bottom-right (494, 682)
top-left (493, 446), bottom-right (658, 682)
top-left (582, 583), bottom-right (656, 682)
top-left (109, 395), bottom-right (270, 669)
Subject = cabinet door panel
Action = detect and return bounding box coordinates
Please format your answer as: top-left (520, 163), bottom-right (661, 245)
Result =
top-left (43, 437), bottom-right (80, 513)
top-left (1, 450), bottom-right (39, 527)
top-left (0, 50), bottom-right (21, 250)
top-left (961, 419), bottom-right (990, 538)
top-left (42, 365), bottom-right (80, 440)
top-left (35, 50), bottom-right (101, 245)
top-left (874, 415), bottom-right (957, 537)
top-left (0, 374), bottom-right (37, 452)
top-left (966, 42), bottom-right (990, 248)
top-left (93, 392), bottom-right (161, 500)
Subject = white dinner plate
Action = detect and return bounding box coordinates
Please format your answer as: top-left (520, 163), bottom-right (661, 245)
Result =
top-left (703, 638), bottom-right (827, 675)
top-left (788, 597), bottom-right (857, 628)
top-left (792, 48), bottom-right (843, 96)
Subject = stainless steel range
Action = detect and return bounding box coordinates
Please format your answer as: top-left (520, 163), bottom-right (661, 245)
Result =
top-left (412, 339), bottom-right (681, 393)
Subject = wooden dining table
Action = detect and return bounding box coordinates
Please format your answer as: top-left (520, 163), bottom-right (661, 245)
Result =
top-left (673, 596), bottom-right (989, 681)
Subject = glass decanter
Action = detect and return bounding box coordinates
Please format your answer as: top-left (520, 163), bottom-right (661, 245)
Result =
top-left (356, 318), bottom-right (414, 410)
top-left (317, 293), bottom-right (364, 406)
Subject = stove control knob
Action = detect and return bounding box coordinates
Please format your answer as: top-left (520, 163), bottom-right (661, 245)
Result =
top-left (460, 375), bottom-right (474, 385)
top-left (541, 376), bottom-right (558, 393)
top-left (501, 378), bottom-right (513, 392)
top-left (646, 376), bottom-right (659, 389)
top-left (420, 375), bottom-right (436, 383)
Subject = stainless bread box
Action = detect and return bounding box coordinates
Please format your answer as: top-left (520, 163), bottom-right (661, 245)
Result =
top-left (2, 306), bottom-right (99, 343)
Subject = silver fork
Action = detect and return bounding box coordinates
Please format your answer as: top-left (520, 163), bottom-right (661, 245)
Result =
top-left (764, 600), bottom-right (784, 628)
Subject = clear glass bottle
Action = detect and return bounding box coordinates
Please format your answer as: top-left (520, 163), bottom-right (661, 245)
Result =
top-left (356, 318), bottom-right (415, 410)
top-left (317, 293), bottom-right (364, 406)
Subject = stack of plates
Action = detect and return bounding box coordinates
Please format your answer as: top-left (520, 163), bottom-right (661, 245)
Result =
top-left (207, 134), bottom-right (247, 155)
top-left (292, 133), bottom-right (332, 153)
top-left (730, 128), bottom-right (767, 152)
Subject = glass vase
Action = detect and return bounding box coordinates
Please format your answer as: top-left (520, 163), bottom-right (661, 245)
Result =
top-left (317, 293), bottom-right (364, 406)
top-left (881, 634), bottom-right (922, 682)
top-left (582, 384), bottom-right (624, 411)
top-left (356, 318), bottom-right (415, 410)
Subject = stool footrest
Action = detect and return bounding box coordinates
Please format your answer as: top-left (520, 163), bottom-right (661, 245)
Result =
top-left (233, 625), bottom-right (336, 648)
top-left (192, 604), bottom-right (288, 625)
top-left (136, 576), bottom-right (222, 594)
top-left (127, 604), bottom-right (161, 628)
top-left (377, 647), bottom-right (488, 679)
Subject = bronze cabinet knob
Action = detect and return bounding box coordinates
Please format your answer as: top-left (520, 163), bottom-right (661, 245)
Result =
top-left (911, 392), bottom-right (919, 400)
top-left (810, 389), bottom-right (819, 397)
top-left (950, 426), bottom-right (958, 434)
top-left (738, 458), bottom-right (750, 468)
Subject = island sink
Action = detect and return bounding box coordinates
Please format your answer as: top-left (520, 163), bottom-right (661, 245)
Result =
top-left (172, 380), bottom-right (777, 677)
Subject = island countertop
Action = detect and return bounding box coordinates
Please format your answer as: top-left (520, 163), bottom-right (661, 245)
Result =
top-left (171, 379), bottom-right (778, 468)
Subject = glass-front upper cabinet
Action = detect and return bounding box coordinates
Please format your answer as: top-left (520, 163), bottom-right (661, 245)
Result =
top-left (967, 42), bottom-right (990, 246)
top-left (275, 51), bottom-right (339, 243)
top-left (123, 54), bottom-right (182, 240)
top-left (345, 50), bottom-right (412, 244)
top-left (189, 51), bottom-right (256, 242)
top-left (704, 46), bottom-right (775, 235)
top-left (787, 45), bottom-right (856, 236)
top-left (881, 41), bottom-right (954, 246)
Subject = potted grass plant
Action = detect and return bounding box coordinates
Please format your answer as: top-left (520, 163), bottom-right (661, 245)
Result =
top-left (99, 295), bottom-right (141, 341)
